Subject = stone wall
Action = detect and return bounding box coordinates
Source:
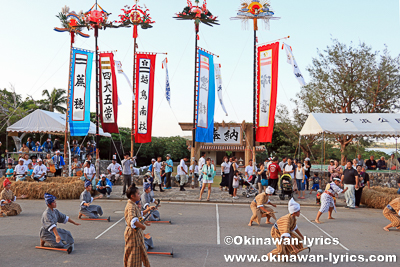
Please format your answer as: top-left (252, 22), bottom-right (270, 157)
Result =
top-left (310, 170), bottom-right (400, 189)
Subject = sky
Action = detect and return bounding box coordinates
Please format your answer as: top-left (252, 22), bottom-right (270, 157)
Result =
top-left (1, 0), bottom-right (400, 138)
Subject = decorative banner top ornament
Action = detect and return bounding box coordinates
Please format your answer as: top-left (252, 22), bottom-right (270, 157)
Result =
top-left (231, 0), bottom-right (280, 30)
top-left (54, 6), bottom-right (90, 42)
top-left (174, 0), bottom-right (219, 32)
top-left (84, 3), bottom-right (118, 29)
top-left (116, 1), bottom-right (155, 38)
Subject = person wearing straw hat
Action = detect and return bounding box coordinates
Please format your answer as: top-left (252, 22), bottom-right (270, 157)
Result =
top-left (32, 158), bottom-right (47, 182)
top-left (0, 178), bottom-right (26, 217)
top-left (314, 178), bottom-right (348, 224)
top-left (383, 197), bottom-right (400, 232)
top-left (248, 186), bottom-right (277, 226)
top-left (40, 193), bottom-right (79, 250)
top-left (78, 180), bottom-right (104, 219)
top-left (124, 185), bottom-right (151, 267)
top-left (267, 198), bottom-right (309, 257)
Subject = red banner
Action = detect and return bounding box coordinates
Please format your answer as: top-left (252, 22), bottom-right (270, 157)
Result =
top-left (99, 52), bottom-right (119, 133)
top-left (256, 42), bottom-right (279, 143)
top-left (135, 53), bottom-right (157, 143)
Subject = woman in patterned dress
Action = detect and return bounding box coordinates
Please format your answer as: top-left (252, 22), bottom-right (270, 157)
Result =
top-left (383, 197), bottom-right (400, 232)
top-left (0, 178), bottom-right (27, 216)
top-left (124, 185), bottom-right (151, 267)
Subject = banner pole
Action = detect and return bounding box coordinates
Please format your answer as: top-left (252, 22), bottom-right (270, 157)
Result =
top-left (131, 36), bottom-right (137, 158)
top-left (192, 24), bottom-right (199, 148)
top-left (64, 33), bottom-right (73, 164)
top-left (252, 20), bottom-right (257, 167)
top-left (95, 25), bottom-right (100, 180)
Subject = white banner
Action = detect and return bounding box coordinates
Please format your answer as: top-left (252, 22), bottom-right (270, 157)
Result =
top-left (198, 54), bottom-right (210, 128)
top-left (100, 56), bottom-right (115, 123)
top-left (72, 53), bottom-right (88, 121)
top-left (162, 58), bottom-right (171, 106)
top-left (283, 43), bottom-right (306, 86)
top-left (115, 60), bottom-right (133, 103)
top-left (137, 58), bottom-right (151, 134)
top-left (213, 127), bottom-right (241, 144)
top-left (214, 64), bottom-right (228, 116)
top-left (259, 49), bottom-right (272, 127)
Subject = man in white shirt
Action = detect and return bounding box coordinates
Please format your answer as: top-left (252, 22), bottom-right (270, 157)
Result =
top-left (84, 160), bottom-right (96, 187)
top-left (177, 157), bottom-right (189, 191)
top-left (245, 159), bottom-right (254, 180)
top-left (198, 152), bottom-right (206, 172)
top-left (14, 158), bottom-right (28, 181)
top-left (152, 157), bottom-right (164, 192)
top-left (283, 158), bottom-right (295, 180)
top-left (107, 157), bottom-right (122, 184)
top-left (33, 158), bottom-right (47, 182)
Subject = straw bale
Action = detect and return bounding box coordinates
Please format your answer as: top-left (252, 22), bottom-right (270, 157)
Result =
top-left (0, 176), bottom-right (84, 200)
top-left (361, 187), bottom-right (399, 209)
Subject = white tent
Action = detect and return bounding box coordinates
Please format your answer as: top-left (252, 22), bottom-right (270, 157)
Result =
top-left (300, 113), bottom-right (400, 137)
top-left (6, 109), bottom-right (111, 137)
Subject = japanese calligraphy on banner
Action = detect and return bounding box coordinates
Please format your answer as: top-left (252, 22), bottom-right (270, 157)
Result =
top-left (256, 42), bottom-right (279, 143)
top-left (162, 58), bottom-right (171, 106)
top-left (99, 52), bottom-right (119, 133)
top-left (135, 53), bottom-right (156, 143)
top-left (195, 49), bottom-right (215, 143)
top-left (213, 127), bottom-right (241, 144)
top-left (69, 47), bottom-right (93, 136)
top-left (283, 43), bottom-right (306, 86)
top-left (214, 64), bottom-right (228, 116)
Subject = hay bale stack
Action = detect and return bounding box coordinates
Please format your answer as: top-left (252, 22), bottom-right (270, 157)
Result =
top-left (361, 187), bottom-right (399, 209)
top-left (0, 177), bottom-right (84, 200)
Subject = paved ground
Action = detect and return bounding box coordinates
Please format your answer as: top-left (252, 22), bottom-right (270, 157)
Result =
top-left (110, 185), bottom-right (344, 206)
top-left (0, 199), bottom-right (398, 267)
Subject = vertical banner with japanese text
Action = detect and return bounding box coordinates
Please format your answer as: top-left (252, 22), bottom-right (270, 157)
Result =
top-left (69, 48), bottom-right (94, 136)
top-left (195, 49), bottom-right (215, 143)
top-left (256, 42), bottom-right (279, 143)
top-left (99, 52), bottom-right (119, 133)
top-left (134, 53), bottom-right (156, 143)
top-left (162, 58), bottom-right (171, 106)
top-left (283, 43), bottom-right (306, 86)
top-left (214, 64), bottom-right (228, 116)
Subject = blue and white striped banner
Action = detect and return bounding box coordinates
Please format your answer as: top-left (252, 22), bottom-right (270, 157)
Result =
top-left (195, 49), bottom-right (215, 143)
top-left (69, 47), bottom-right (94, 136)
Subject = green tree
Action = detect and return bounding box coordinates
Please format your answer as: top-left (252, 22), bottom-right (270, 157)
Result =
top-left (0, 86), bottom-right (40, 149)
top-left (41, 88), bottom-right (67, 113)
top-left (297, 39), bottom-right (400, 164)
top-left (275, 103), bottom-right (319, 159)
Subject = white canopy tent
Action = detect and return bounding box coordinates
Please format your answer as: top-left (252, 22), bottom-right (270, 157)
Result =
top-left (300, 113), bottom-right (400, 137)
top-left (6, 109), bottom-right (111, 137)
top-left (299, 113), bottom-right (400, 173)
